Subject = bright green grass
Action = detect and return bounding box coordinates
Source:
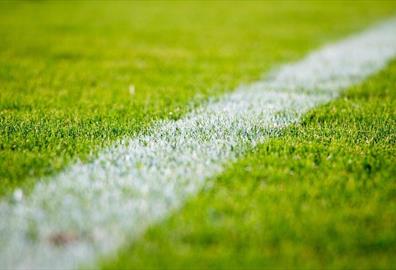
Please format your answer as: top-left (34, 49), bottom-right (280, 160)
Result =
top-left (1, 1), bottom-right (396, 196)
top-left (102, 61), bottom-right (396, 269)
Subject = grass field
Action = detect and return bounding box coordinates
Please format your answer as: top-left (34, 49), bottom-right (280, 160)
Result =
top-left (103, 61), bottom-right (396, 270)
top-left (1, 1), bottom-right (396, 196)
top-left (1, 1), bottom-right (396, 269)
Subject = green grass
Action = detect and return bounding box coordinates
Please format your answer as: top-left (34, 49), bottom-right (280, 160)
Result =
top-left (1, 1), bottom-right (396, 196)
top-left (101, 60), bottom-right (396, 269)
top-left (102, 60), bottom-right (396, 270)
top-left (1, 1), bottom-right (396, 269)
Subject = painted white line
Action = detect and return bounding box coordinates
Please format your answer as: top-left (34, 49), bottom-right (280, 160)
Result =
top-left (1, 18), bottom-right (396, 269)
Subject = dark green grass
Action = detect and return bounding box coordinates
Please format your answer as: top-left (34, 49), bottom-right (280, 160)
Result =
top-left (102, 61), bottom-right (396, 269)
top-left (1, 1), bottom-right (396, 196)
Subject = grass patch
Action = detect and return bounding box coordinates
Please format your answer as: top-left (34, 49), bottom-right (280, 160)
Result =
top-left (102, 61), bottom-right (396, 269)
top-left (1, 1), bottom-right (396, 196)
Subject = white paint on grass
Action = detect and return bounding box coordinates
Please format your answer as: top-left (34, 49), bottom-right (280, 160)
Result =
top-left (1, 18), bottom-right (396, 269)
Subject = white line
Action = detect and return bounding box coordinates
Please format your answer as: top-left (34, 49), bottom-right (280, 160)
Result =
top-left (1, 18), bottom-right (396, 269)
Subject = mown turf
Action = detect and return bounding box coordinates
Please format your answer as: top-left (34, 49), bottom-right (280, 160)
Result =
top-left (102, 60), bottom-right (396, 269)
top-left (1, 1), bottom-right (396, 196)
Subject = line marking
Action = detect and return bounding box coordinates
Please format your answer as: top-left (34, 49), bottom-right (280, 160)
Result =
top-left (1, 18), bottom-right (396, 269)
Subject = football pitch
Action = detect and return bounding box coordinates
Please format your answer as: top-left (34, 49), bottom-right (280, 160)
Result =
top-left (1, 1), bottom-right (396, 269)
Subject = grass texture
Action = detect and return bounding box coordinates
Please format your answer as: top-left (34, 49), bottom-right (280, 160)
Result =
top-left (102, 60), bottom-right (396, 270)
top-left (1, 1), bottom-right (396, 196)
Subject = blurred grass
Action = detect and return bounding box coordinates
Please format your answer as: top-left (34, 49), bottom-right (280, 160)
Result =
top-left (102, 59), bottom-right (396, 270)
top-left (0, 1), bottom-right (395, 196)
